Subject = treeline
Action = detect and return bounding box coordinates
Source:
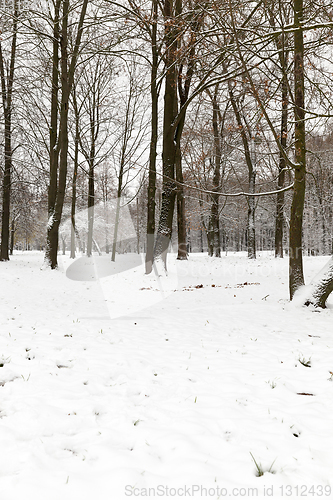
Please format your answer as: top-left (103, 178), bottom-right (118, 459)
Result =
top-left (0, 0), bottom-right (333, 304)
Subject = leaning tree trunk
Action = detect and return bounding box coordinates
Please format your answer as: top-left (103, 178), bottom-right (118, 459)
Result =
top-left (289, 0), bottom-right (306, 299)
top-left (305, 257), bottom-right (333, 308)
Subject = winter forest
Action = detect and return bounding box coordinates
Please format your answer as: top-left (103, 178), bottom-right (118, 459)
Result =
top-left (0, 0), bottom-right (333, 498)
top-left (0, 0), bottom-right (331, 303)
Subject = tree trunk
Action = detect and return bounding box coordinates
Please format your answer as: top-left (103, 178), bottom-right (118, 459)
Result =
top-left (207, 216), bottom-right (214, 257)
top-left (45, 0), bottom-right (88, 269)
top-left (227, 76), bottom-right (256, 259)
top-left (174, 7), bottom-right (200, 261)
top-left (48, 0), bottom-right (70, 269)
top-left (275, 51), bottom-right (288, 258)
top-left (111, 195), bottom-right (121, 262)
top-left (210, 86), bottom-right (222, 258)
top-left (153, 0), bottom-right (201, 269)
top-left (267, 0), bottom-right (289, 259)
top-left (10, 218), bottom-right (15, 255)
top-left (153, 0), bottom-right (178, 270)
top-left (71, 90), bottom-right (79, 259)
top-left (0, 120), bottom-right (12, 261)
top-left (87, 158), bottom-right (95, 257)
top-left (0, 3), bottom-right (18, 262)
top-left (145, 0), bottom-right (158, 273)
top-left (289, 0), bottom-right (306, 299)
top-left (247, 167), bottom-right (256, 260)
top-left (136, 197), bottom-right (140, 253)
top-left (305, 257), bottom-right (333, 308)
top-left (111, 148), bottom-right (124, 261)
top-left (176, 144), bottom-right (187, 260)
top-left (46, 0), bottom-right (61, 268)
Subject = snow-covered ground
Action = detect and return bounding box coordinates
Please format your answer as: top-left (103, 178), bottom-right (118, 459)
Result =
top-left (0, 251), bottom-right (332, 499)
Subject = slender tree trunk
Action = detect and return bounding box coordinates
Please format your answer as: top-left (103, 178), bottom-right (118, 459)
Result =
top-left (289, 0), bottom-right (306, 299)
top-left (70, 92), bottom-right (79, 259)
top-left (247, 187), bottom-right (256, 258)
top-left (86, 82), bottom-right (98, 257)
top-left (176, 149), bottom-right (187, 259)
top-left (10, 218), bottom-right (15, 255)
top-left (0, 117), bottom-right (12, 261)
top-left (174, 7), bottom-right (201, 261)
top-left (55, 0), bottom-right (70, 257)
top-left (45, 0), bottom-right (61, 268)
top-left (136, 197), bottom-right (140, 253)
top-left (145, 0), bottom-right (158, 273)
top-left (174, 94), bottom-right (188, 261)
top-left (275, 27), bottom-right (289, 258)
top-left (275, 106), bottom-right (287, 258)
top-left (87, 155), bottom-right (95, 257)
top-left (153, 0), bottom-right (178, 269)
top-left (207, 216), bottom-right (214, 257)
top-left (111, 195), bottom-right (121, 262)
top-left (111, 81), bottom-right (134, 262)
top-left (210, 86), bottom-right (222, 258)
top-left (247, 151), bottom-right (256, 260)
top-left (228, 79), bottom-right (256, 259)
top-left (111, 153), bottom-right (124, 261)
top-left (0, 3), bottom-right (18, 261)
top-left (47, 0), bottom-right (70, 269)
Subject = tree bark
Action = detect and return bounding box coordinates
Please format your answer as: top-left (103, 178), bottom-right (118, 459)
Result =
top-left (305, 257), bottom-right (333, 308)
top-left (247, 149), bottom-right (256, 260)
top-left (87, 122), bottom-right (96, 257)
top-left (153, 0), bottom-right (178, 270)
top-left (176, 147), bottom-right (187, 259)
top-left (45, 0), bottom-right (88, 269)
top-left (10, 218), bottom-right (15, 255)
top-left (153, 0), bottom-right (202, 268)
top-left (71, 89), bottom-right (79, 259)
top-left (145, 0), bottom-right (158, 273)
top-left (273, 13), bottom-right (289, 258)
top-left (111, 174), bottom-right (123, 262)
top-left (210, 86), bottom-right (222, 258)
top-left (0, 3), bottom-right (18, 261)
top-left (289, 0), bottom-right (306, 299)
top-left (227, 78), bottom-right (256, 259)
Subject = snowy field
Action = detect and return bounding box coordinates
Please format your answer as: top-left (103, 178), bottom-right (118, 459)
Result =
top-left (0, 250), bottom-right (332, 500)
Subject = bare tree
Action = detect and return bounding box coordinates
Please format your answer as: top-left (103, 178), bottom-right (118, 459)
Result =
top-left (45, 0), bottom-right (89, 269)
top-left (0, 1), bottom-right (18, 261)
